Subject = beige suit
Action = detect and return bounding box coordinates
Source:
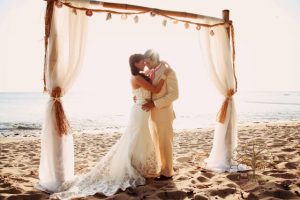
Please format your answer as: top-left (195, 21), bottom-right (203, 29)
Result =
top-left (150, 62), bottom-right (179, 177)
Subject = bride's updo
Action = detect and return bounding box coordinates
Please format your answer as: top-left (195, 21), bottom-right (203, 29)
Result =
top-left (129, 54), bottom-right (151, 82)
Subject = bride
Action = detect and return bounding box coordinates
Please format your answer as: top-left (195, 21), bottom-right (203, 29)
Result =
top-left (50, 54), bottom-right (171, 199)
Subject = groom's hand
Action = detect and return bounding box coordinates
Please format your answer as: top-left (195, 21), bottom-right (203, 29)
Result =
top-left (142, 100), bottom-right (155, 112)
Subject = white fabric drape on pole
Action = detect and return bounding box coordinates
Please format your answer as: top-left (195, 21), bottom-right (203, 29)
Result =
top-left (38, 2), bottom-right (88, 192)
top-left (199, 22), bottom-right (239, 172)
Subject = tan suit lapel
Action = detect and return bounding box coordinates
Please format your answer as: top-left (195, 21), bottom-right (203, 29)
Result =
top-left (153, 64), bottom-right (167, 85)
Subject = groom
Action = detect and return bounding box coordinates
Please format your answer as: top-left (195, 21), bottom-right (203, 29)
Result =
top-left (142, 49), bottom-right (179, 180)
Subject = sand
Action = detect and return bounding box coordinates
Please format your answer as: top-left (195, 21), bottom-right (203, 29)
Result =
top-left (0, 121), bottom-right (300, 200)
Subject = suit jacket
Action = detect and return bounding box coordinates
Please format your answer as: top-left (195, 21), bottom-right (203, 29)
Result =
top-left (150, 62), bottom-right (179, 122)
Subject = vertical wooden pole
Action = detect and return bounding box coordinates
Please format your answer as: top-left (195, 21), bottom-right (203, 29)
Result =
top-left (44, 0), bottom-right (55, 92)
top-left (223, 9), bottom-right (238, 92)
top-left (222, 9), bottom-right (230, 38)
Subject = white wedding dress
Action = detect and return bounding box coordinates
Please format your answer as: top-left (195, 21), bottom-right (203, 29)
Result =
top-left (51, 87), bottom-right (160, 199)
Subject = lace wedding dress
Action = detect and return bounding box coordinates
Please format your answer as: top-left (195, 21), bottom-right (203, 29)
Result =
top-left (51, 87), bottom-right (160, 199)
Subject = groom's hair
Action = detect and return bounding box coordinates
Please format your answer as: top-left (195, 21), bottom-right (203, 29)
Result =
top-left (129, 54), bottom-right (151, 83)
top-left (144, 49), bottom-right (160, 63)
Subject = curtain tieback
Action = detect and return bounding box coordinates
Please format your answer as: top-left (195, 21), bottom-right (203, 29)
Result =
top-left (51, 96), bottom-right (61, 102)
top-left (50, 87), bottom-right (70, 136)
top-left (217, 89), bottom-right (235, 123)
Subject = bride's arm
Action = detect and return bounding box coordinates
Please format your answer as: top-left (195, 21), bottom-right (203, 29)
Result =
top-left (133, 75), bottom-right (165, 93)
top-left (133, 69), bottom-right (171, 93)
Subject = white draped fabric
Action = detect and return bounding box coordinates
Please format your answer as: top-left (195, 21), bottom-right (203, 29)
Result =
top-left (199, 21), bottom-right (241, 172)
top-left (38, 1), bottom-right (88, 192)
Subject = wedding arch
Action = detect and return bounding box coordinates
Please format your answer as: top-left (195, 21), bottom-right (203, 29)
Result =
top-left (39, 0), bottom-right (238, 191)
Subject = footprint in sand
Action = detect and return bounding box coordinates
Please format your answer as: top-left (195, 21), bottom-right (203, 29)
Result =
top-left (263, 189), bottom-right (297, 199)
top-left (210, 187), bottom-right (236, 198)
top-left (157, 190), bottom-right (187, 200)
top-left (226, 183), bottom-right (237, 188)
top-left (176, 176), bottom-right (189, 181)
top-left (176, 156), bottom-right (191, 163)
top-left (0, 181), bottom-right (11, 188)
top-left (263, 169), bottom-right (286, 174)
top-left (296, 181), bottom-right (300, 188)
top-left (285, 162), bottom-right (298, 169)
top-left (269, 173), bottom-right (297, 179)
top-left (226, 173), bottom-right (243, 182)
top-left (191, 179), bottom-right (197, 184)
top-left (194, 194), bottom-right (209, 200)
top-left (201, 171), bottom-right (215, 179)
top-left (17, 164), bottom-right (25, 167)
top-left (0, 187), bottom-right (22, 195)
top-left (6, 193), bottom-right (46, 200)
top-left (196, 176), bottom-right (209, 183)
top-left (189, 170), bottom-right (198, 175)
top-left (282, 148), bottom-right (296, 152)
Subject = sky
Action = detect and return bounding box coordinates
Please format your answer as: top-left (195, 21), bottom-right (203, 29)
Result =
top-left (0, 0), bottom-right (300, 94)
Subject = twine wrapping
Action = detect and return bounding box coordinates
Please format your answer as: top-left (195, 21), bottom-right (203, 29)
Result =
top-left (217, 89), bottom-right (235, 123)
top-left (51, 87), bottom-right (70, 136)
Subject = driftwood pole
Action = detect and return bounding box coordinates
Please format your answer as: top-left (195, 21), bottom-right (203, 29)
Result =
top-left (222, 9), bottom-right (238, 92)
top-left (98, 1), bottom-right (223, 22)
top-left (222, 9), bottom-right (231, 37)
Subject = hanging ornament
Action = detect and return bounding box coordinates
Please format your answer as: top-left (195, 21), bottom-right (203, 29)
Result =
top-left (196, 24), bottom-right (201, 30)
top-left (86, 9), bottom-right (93, 17)
top-left (72, 8), bottom-right (77, 15)
top-left (121, 14), bottom-right (128, 20)
top-left (150, 11), bottom-right (156, 17)
top-left (210, 30), bottom-right (215, 36)
top-left (162, 19), bottom-right (167, 27)
top-left (55, 1), bottom-right (63, 8)
top-left (173, 20), bottom-right (179, 24)
top-left (184, 22), bottom-right (190, 29)
top-left (106, 13), bottom-right (112, 21)
top-left (134, 15), bottom-right (139, 23)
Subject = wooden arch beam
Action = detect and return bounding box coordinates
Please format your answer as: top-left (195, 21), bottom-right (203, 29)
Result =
top-left (89, 0), bottom-right (227, 23)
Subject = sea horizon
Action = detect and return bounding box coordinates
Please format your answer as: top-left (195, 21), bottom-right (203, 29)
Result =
top-left (1, 90), bottom-right (300, 137)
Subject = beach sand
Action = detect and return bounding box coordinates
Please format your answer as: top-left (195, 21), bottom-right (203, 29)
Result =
top-left (0, 121), bottom-right (300, 200)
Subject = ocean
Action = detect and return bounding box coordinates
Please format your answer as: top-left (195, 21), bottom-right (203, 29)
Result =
top-left (0, 91), bottom-right (300, 137)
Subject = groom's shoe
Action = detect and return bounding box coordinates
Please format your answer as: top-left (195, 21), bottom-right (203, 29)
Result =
top-left (154, 175), bottom-right (173, 181)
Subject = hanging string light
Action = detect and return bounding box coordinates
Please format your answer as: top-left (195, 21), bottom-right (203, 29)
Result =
top-left (55, 1), bottom-right (63, 8)
top-left (72, 8), bottom-right (77, 15)
top-left (121, 14), bottom-right (128, 20)
top-left (52, 0), bottom-right (225, 32)
top-left (86, 9), bottom-right (93, 17)
top-left (184, 22), bottom-right (189, 29)
top-left (134, 15), bottom-right (139, 23)
top-left (106, 12), bottom-right (112, 21)
top-left (162, 19), bottom-right (167, 27)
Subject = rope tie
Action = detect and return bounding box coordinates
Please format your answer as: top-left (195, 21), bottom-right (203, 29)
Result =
top-left (50, 87), bottom-right (70, 136)
top-left (217, 89), bottom-right (235, 123)
top-left (51, 96), bottom-right (61, 102)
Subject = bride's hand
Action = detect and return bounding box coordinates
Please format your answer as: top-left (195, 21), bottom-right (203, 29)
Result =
top-left (164, 68), bottom-right (172, 76)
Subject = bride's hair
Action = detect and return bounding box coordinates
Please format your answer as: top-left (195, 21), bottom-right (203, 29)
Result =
top-left (129, 54), bottom-right (151, 83)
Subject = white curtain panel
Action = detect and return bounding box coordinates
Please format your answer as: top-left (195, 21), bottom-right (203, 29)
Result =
top-left (38, 1), bottom-right (88, 192)
top-left (199, 22), bottom-right (238, 172)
